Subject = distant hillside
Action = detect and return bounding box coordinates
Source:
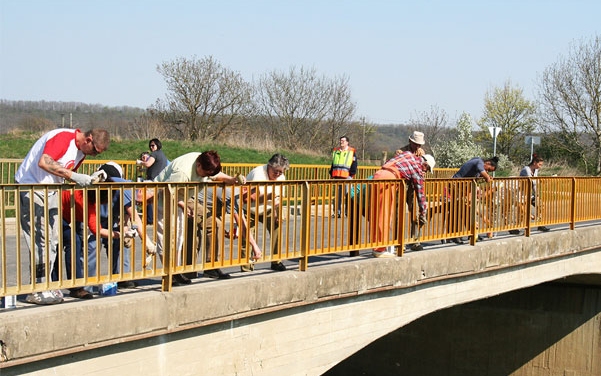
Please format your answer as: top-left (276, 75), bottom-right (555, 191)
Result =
top-left (0, 99), bottom-right (145, 138)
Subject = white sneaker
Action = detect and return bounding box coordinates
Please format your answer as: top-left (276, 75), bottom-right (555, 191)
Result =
top-left (25, 291), bottom-right (63, 305)
top-left (373, 250), bottom-right (396, 258)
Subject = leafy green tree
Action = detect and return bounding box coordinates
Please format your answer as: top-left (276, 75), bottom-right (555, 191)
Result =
top-left (434, 112), bottom-right (486, 168)
top-left (538, 35), bottom-right (601, 175)
top-left (476, 80), bottom-right (537, 163)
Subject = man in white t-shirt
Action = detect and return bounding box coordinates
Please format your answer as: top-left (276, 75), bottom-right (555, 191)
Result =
top-left (15, 128), bottom-right (110, 305)
top-left (240, 154), bottom-right (289, 272)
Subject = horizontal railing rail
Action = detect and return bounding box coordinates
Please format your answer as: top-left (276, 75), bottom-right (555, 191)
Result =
top-left (0, 159), bottom-right (456, 216)
top-left (1, 175), bottom-right (601, 298)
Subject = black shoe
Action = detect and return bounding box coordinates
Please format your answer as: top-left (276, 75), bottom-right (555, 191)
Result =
top-left (69, 287), bottom-right (93, 299)
top-left (508, 229), bottom-right (522, 235)
top-left (117, 281), bottom-right (137, 289)
top-left (410, 243), bottom-right (424, 251)
top-left (450, 237), bottom-right (464, 245)
top-left (204, 269), bottom-right (231, 279)
top-left (537, 226), bottom-right (551, 232)
top-left (270, 261), bottom-right (287, 271)
top-left (172, 274), bottom-right (191, 285)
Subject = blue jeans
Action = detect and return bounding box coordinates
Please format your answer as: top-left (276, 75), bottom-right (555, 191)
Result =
top-left (52, 220), bottom-right (91, 281)
top-left (87, 235), bottom-right (131, 276)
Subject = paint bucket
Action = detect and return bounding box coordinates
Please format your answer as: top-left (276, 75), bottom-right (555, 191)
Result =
top-left (100, 283), bottom-right (118, 296)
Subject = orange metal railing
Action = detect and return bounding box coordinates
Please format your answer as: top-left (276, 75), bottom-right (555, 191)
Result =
top-left (2, 158), bottom-right (601, 298)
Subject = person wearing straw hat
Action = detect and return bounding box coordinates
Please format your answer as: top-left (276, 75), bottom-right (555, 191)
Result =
top-left (401, 131), bottom-right (426, 157)
top-left (369, 151), bottom-right (435, 258)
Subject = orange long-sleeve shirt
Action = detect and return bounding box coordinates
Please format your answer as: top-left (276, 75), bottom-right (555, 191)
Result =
top-left (61, 190), bottom-right (101, 236)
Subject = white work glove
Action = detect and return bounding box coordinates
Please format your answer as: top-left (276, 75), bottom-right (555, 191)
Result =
top-left (70, 172), bottom-right (94, 187)
top-left (145, 240), bottom-right (157, 255)
top-left (91, 170), bottom-right (107, 183)
top-left (235, 173), bottom-right (246, 185)
top-left (136, 159), bottom-right (143, 165)
top-left (144, 254), bottom-right (155, 269)
top-left (124, 228), bottom-right (138, 238)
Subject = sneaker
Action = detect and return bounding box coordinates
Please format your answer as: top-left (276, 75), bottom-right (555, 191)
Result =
top-left (69, 287), bottom-right (93, 299)
top-left (240, 264), bottom-right (255, 272)
top-left (52, 289), bottom-right (64, 299)
top-left (117, 281), bottom-right (137, 289)
top-left (537, 226), bottom-right (551, 232)
top-left (508, 229), bottom-right (522, 235)
top-left (172, 274), bottom-right (191, 285)
top-left (410, 243), bottom-right (424, 251)
top-left (373, 250), bottom-right (396, 258)
top-left (450, 237), bottom-right (465, 245)
top-left (25, 291), bottom-right (63, 305)
top-left (204, 269), bottom-right (231, 280)
top-left (270, 261), bottom-right (287, 271)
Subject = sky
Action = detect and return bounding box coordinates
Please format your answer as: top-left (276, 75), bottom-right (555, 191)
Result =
top-left (1, 0), bottom-right (600, 125)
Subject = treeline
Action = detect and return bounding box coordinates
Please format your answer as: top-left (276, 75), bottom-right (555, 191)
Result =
top-left (0, 99), bottom-right (416, 161)
top-left (0, 100), bottom-right (145, 139)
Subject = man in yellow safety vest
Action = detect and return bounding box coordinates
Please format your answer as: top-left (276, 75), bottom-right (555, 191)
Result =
top-left (329, 135), bottom-right (358, 218)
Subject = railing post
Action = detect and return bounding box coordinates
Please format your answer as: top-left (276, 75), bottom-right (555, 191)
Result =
top-left (525, 178), bottom-right (533, 236)
top-left (570, 177), bottom-right (576, 230)
top-left (161, 185), bottom-right (174, 292)
top-left (469, 180), bottom-right (478, 245)
top-left (299, 181), bottom-right (311, 271)
top-left (397, 180), bottom-right (407, 256)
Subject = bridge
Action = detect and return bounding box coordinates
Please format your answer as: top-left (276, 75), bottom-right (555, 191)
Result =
top-left (2, 223), bottom-right (600, 375)
top-left (1, 160), bottom-right (600, 374)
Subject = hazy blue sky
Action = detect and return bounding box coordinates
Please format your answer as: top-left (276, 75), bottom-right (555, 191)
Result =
top-left (1, 0), bottom-right (599, 124)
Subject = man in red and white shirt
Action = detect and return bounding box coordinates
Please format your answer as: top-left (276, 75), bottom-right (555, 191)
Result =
top-left (15, 128), bottom-right (110, 305)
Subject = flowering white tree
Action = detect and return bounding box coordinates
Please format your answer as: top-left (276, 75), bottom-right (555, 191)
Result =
top-left (434, 112), bottom-right (485, 168)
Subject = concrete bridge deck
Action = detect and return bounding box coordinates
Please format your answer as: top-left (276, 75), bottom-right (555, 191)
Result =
top-left (1, 223), bottom-right (601, 375)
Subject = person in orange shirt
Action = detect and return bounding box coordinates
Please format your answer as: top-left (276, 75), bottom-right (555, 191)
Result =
top-left (55, 188), bottom-right (117, 299)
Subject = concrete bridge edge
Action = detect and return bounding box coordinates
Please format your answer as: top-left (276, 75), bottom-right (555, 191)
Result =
top-left (2, 225), bottom-right (601, 375)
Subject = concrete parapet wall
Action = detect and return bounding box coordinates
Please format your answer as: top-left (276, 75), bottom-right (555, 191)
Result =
top-left (1, 225), bottom-right (601, 375)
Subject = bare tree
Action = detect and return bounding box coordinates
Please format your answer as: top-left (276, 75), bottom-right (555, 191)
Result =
top-left (255, 66), bottom-right (356, 151)
top-left (127, 110), bottom-right (171, 141)
top-left (156, 56), bottom-right (252, 141)
top-left (538, 35), bottom-right (601, 175)
top-left (324, 75), bottom-right (357, 149)
top-left (409, 105), bottom-right (450, 155)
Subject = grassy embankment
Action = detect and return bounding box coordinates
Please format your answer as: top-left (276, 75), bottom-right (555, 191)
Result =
top-left (0, 132), bottom-right (331, 165)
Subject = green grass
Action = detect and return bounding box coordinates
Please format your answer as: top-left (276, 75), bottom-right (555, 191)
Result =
top-left (0, 133), bottom-right (331, 165)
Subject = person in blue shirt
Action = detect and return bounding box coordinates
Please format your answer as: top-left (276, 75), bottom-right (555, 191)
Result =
top-left (87, 162), bottom-right (155, 289)
top-left (446, 156), bottom-right (498, 244)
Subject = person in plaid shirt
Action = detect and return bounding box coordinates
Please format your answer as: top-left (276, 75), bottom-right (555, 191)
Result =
top-left (369, 151), bottom-right (435, 257)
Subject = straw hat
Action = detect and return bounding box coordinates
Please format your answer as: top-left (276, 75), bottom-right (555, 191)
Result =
top-left (409, 131), bottom-right (425, 145)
